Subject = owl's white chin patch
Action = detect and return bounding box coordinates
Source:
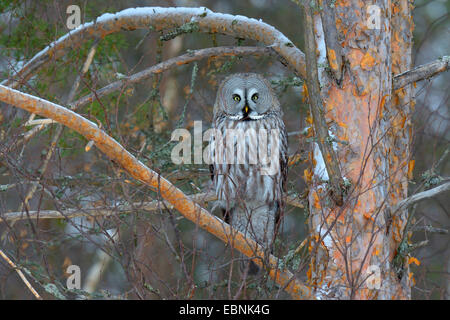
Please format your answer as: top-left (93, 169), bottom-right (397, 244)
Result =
top-left (227, 114), bottom-right (244, 120)
top-left (225, 113), bottom-right (265, 121)
top-left (248, 114), bottom-right (265, 120)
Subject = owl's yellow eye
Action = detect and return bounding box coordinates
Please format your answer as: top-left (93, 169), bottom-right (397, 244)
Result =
top-left (233, 94), bottom-right (241, 102)
top-left (251, 93), bottom-right (259, 101)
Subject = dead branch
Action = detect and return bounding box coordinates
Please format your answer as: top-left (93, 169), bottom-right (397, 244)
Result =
top-left (2, 7), bottom-right (306, 89)
top-left (392, 181), bottom-right (450, 214)
top-left (413, 225), bottom-right (448, 235)
top-left (0, 192), bottom-right (215, 222)
top-left (393, 56), bottom-right (450, 90)
top-left (1, 4), bottom-right (444, 101)
top-left (409, 240), bottom-right (429, 251)
top-left (0, 84), bottom-right (311, 299)
top-left (319, 0), bottom-right (343, 82)
top-left (24, 119), bottom-right (56, 126)
top-left (71, 46), bottom-right (275, 110)
top-left (0, 249), bottom-right (42, 299)
top-left (0, 192), bottom-right (304, 223)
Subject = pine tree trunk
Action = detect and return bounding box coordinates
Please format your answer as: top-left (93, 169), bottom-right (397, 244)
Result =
top-left (307, 0), bottom-right (414, 299)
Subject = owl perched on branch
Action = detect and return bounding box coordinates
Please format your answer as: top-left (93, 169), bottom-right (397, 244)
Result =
top-left (209, 73), bottom-right (288, 275)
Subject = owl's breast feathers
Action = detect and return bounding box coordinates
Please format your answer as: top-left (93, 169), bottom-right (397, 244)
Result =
top-left (210, 114), bottom-right (288, 206)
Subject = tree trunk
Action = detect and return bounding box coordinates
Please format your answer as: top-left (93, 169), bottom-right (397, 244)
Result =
top-left (307, 0), bottom-right (414, 299)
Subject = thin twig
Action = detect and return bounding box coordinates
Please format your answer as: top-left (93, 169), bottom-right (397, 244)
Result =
top-left (0, 249), bottom-right (42, 299)
top-left (17, 42), bottom-right (98, 212)
top-left (0, 192), bottom-right (304, 222)
top-left (413, 225), bottom-right (448, 235)
top-left (83, 229), bottom-right (119, 294)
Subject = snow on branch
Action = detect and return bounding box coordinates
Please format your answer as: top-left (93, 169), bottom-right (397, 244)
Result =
top-left (2, 7), bottom-right (306, 88)
top-left (0, 84), bottom-right (311, 300)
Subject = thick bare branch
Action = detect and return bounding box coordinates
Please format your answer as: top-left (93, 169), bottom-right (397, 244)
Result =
top-left (18, 46), bottom-right (271, 144)
top-left (2, 7), bottom-right (306, 88)
top-left (392, 181), bottom-right (450, 214)
top-left (319, 0), bottom-right (343, 82)
top-left (393, 56), bottom-right (450, 90)
top-left (0, 84), bottom-right (311, 299)
top-left (302, 2), bottom-right (344, 206)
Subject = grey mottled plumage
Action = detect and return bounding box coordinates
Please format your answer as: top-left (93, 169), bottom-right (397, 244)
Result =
top-left (209, 73), bottom-right (288, 275)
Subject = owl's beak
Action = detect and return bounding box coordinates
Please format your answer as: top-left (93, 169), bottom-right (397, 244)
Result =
top-left (241, 104), bottom-right (251, 121)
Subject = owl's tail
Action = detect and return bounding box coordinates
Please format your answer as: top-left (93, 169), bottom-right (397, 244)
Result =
top-left (229, 202), bottom-right (279, 276)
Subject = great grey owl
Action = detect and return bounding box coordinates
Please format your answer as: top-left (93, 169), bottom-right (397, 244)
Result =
top-left (209, 73), bottom-right (288, 275)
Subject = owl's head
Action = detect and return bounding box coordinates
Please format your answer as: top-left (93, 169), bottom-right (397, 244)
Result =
top-left (214, 73), bottom-right (281, 121)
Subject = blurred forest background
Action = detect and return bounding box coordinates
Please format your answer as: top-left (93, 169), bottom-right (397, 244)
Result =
top-left (0, 0), bottom-right (448, 299)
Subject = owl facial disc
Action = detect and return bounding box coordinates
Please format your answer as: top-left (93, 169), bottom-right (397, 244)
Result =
top-left (214, 73), bottom-right (281, 122)
top-left (228, 88), bottom-right (266, 121)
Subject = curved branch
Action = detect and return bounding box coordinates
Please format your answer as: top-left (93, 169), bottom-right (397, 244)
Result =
top-left (72, 46), bottom-right (276, 110)
top-left (0, 84), bottom-right (311, 299)
top-left (19, 46), bottom-right (273, 143)
top-left (2, 7), bottom-right (306, 88)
